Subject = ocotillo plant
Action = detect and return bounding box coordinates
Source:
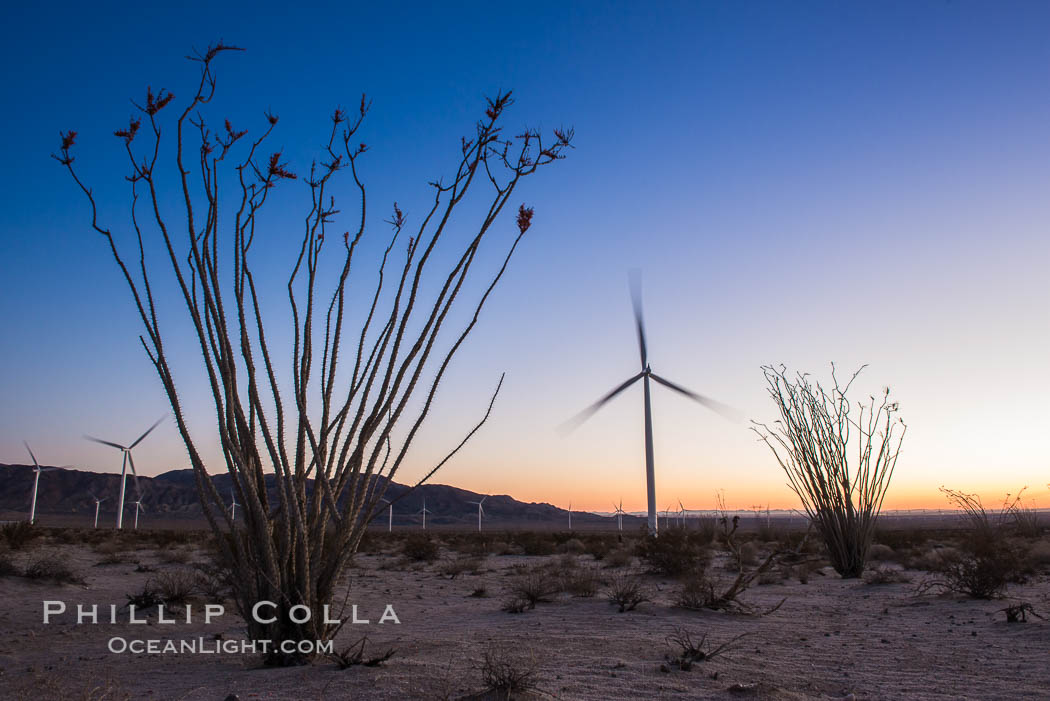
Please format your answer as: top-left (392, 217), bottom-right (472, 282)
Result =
top-left (54, 43), bottom-right (572, 664)
top-left (752, 364), bottom-right (905, 578)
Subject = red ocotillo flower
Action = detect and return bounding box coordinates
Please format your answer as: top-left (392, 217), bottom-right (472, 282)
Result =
top-left (145, 86), bottom-right (175, 116)
top-left (516, 204), bottom-right (534, 234)
top-left (267, 152), bottom-right (297, 180)
top-left (114, 117), bottom-right (141, 144)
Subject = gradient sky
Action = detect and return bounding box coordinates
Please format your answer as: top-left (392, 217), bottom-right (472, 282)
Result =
top-left (1, 1), bottom-right (1048, 513)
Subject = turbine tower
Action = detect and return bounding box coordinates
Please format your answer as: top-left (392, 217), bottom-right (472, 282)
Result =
top-left (567, 501), bottom-right (573, 531)
top-left (90, 493), bottom-right (107, 529)
top-left (85, 416), bottom-right (165, 530)
top-left (229, 488), bottom-right (239, 523)
top-left (564, 273), bottom-right (737, 534)
top-left (23, 442), bottom-right (61, 525)
top-left (418, 497), bottom-right (431, 530)
top-left (468, 496), bottom-right (487, 532)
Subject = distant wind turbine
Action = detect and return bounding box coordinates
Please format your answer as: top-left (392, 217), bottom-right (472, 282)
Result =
top-left (567, 501), bottom-right (573, 531)
top-left (23, 442), bottom-right (62, 525)
top-left (129, 498), bottom-right (145, 530)
top-left (468, 496), bottom-right (487, 532)
top-left (229, 488), bottom-right (239, 523)
top-left (85, 416), bottom-right (165, 530)
top-left (563, 272), bottom-right (739, 534)
top-left (613, 499), bottom-right (625, 531)
top-left (90, 493), bottom-right (107, 529)
top-left (418, 497), bottom-right (431, 531)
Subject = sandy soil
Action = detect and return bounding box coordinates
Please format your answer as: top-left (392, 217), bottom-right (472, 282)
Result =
top-left (1, 537), bottom-right (1048, 700)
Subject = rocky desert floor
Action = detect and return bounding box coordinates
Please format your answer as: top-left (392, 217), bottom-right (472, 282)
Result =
top-left (1, 527), bottom-right (1049, 700)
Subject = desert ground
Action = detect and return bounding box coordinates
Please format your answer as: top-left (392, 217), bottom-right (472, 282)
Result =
top-left (1, 524), bottom-right (1049, 700)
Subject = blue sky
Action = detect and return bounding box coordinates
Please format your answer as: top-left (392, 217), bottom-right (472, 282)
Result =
top-left (2, 1), bottom-right (1048, 511)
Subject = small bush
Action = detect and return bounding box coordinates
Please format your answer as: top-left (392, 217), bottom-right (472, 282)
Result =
top-left (469, 586), bottom-right (487, 598)
top-left (604, 548), bottom-right (633, 568)
top-left (606, 572), bottom-right (649, 612)
top-left (636, 528), bottom-right (709, 576)
top-left (1, 522), bottom-right (40, 550)
top-left (505, 567), bottom-right (560, 611)
top-left (664, 627), bottom-right (747, 671)
top-left (23, 556), bottom-right (85, 585)
top-left (564, 566), bottom-right (602, 597)
top-left (439, 555), bottom-right (482, 579)
top-left (481, 643), bottom-right (539, 695)
top-left (923, 541), bottom-right (1025, 599)
top-left (559, 538), bottom-right (586, 554)
top-left (155, 570), bottom-right (196, 606)
top-left (514, 532), bottom-right (556, 556)
top-left (402, 533), bottom-right (440, 562)
top-left (125, 582), bottom-right (164, 610)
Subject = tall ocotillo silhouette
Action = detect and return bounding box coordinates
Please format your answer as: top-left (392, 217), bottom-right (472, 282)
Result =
top-left (563, 272), bottom-right (738, 534)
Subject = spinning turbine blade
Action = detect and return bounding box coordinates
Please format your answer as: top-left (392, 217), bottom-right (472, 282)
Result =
top-left (648, 373), bottom-right (742, 422)
top-left (23, 441), bottom-right (39, 468)
top-left (559, 371), bottom-right (644, 434)
top-left (129, 415), bottom-right (166, 450)
top-left (629, 269), bottom-right (648, 370)
top-left (85, 436), bottom-right (126, 451)
top-left (126, 452), bottom-right (143, 501)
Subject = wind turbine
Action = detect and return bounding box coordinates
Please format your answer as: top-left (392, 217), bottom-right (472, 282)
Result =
top-left (468, 496), bottom-right (487, 532)
top-left (567, 501), bottom-right (573, 531)
top-left (229, 488), bottom-right (239, 523)
top-left (380, 497), bottom-right (393, 533)
top-left (129, 498), bottom-right (145, 530)
top-left (23, 442), bottom-right (62, 525)
top-left (90, 493), bottom-right (107, 529)
top-left (563, 273), bottom-right (738, 534)
top-left (678, 499), bottom-right (688, 529)
top-left (418, 497), bottom-right (431, 530)
top-left (85, 416), bottom-right (165, 530)
top-left (613, 499), bottom-right (625, 531)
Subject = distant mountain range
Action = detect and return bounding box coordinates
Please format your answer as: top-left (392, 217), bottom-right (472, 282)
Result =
top-left (0, 463), bottom-right (638, 528)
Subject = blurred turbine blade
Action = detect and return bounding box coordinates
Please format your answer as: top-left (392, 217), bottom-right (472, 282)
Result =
top-left (23, 441), bottom-right (39, 468)
top-left (559, 372), bottom-right (644, 435)
top-left (129, 415), bottom-right (166, 450)
top-left (85, 435), bottom-right (126, 451)
top-left (629, 269), bottom-right (648, 370)
top-left (648, 373), bottom-right (743, 422)
top-left (126, 452), bottom-right (143, 502)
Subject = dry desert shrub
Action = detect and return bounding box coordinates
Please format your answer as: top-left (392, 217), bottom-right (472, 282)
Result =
top-left (513, 531), bottom-right (557, 556)
top-left (664, 627), bottom-right (749, 671)
top-left (559, 537), bottom-right (586, 554)
top-left (439, 555), bottom-right (483, 579)
top-left (604, 547), bottom-right (634, 568)
top-left (636, 527), bottom-right (710, 576)
top-left (402, 533), bottom-right (440, 562)
top-left (23, 556), bottom-right (85, 585)
top-left (564, 565), bottom-right (603, 597)
top-left (0, 552), bottom-right (19, 577)
top-left (606, 571), bottom-right (649, 612)
top-left (503, 566), bottom-right (560, 612)
top-left (481, 643), bottom-right (540, 696)
top-left (155, 570), bottom-right (196, 606)
top-left (1, 522), bottom-right (40, 550)
top-left (917, 488), bottom-right (1030, 599)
